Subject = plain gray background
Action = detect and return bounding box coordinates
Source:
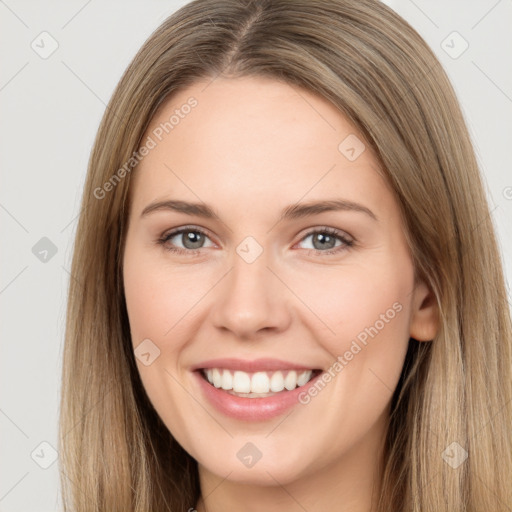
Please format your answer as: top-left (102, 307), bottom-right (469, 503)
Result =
top-left (1, 1), bottom-right (511, 510)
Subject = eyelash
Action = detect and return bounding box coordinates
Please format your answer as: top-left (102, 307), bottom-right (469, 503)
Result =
top-left (157, 225), bottom-right (354, 257)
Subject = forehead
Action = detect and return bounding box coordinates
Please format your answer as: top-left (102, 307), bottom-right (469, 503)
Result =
top-left (130, 76), bottom-right (392, 218)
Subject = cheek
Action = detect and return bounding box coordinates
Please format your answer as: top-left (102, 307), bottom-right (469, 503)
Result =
top-left (281, 260), bottom-right (412, 456)
top-left (122, 246), bottom-right (203, 430)
top-left (291, 259), bottom-right (411, 336)
top-left (123, 246), bottom-right (209, 349)
top-left (287, 256), bottom-right (413, 389)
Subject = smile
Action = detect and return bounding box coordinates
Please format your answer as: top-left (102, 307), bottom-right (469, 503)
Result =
top-left (202, 368), bottom-right (319, 397)
top-left (192, 358), bottom-right (324, 421)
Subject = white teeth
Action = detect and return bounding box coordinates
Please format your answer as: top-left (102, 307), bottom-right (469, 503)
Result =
top-left (297, 370), bottom-right (311, 386)
top-left (270, 371), bottom-right (285, 392)
top-left (251, 372), bottom-right (270, 393)
top-left (221, 369), bottom-right (233, 390)
top-left (233, 371), bottom-right (251, 393)
top-left (212, 368), bottom-right (222, 388)
top-left (203, 368), bottom-right (314, 394)
top-left (284, 370), bottom-right (297, 390)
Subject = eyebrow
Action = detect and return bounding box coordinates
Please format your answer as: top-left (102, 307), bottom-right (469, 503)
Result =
top-left (140, 198), bottom-right (377, 222)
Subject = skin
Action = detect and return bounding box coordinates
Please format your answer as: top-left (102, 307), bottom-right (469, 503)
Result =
top-left (122, 76), bottom-right (438, 512)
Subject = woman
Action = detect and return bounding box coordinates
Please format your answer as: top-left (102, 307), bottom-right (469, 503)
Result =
top-left (59, 0), bottom-right (512, 510)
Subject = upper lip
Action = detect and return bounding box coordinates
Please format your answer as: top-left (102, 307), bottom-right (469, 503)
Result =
top-left (191, 358), bottom-right (320, 372)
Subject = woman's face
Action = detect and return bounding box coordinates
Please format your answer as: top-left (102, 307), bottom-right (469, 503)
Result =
top-left (123, 76), bottom-right (437, 489)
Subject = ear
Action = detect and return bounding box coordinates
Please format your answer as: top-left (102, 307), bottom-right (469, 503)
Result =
top-left (410, 279), bottom-right (439, 342)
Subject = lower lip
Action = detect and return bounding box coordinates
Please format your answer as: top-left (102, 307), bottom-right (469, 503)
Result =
top-left (193, 370), bottom-right (322, 421)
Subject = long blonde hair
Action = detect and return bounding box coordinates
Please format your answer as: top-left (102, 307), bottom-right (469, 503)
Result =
top-left (59, 0), bottom-right (512, 510)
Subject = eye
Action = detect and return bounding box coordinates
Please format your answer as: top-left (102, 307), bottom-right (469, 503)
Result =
top-left (157, 226), bottom-right (354, 257)
top-left (296, 227), bottom-right (354, 255)
top-left (157, 226), bottom-right (215, 254)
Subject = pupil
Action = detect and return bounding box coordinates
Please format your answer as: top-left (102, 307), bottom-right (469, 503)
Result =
top-left (184, 231), bottom-right (204, 249)
top-left (313, 233), bottom-right (335, 250)
top-left (180, 232), bottom-right (336, 251)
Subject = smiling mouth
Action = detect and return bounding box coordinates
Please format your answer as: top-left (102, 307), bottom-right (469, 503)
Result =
top-left (200, 368), bottom-right (322, 398)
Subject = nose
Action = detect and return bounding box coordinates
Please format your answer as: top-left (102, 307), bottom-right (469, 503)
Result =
top-left (210, 247), bottom-right (292, 340)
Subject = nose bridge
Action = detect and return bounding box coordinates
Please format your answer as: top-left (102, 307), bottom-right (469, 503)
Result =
top-left (211, 237), bottom-right (290, 337)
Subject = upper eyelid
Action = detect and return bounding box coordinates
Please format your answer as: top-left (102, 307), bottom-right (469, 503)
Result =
top-left (163, 225), bottom-right (213, 241)
top-left (161, 225), bottom-right (353, 246)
